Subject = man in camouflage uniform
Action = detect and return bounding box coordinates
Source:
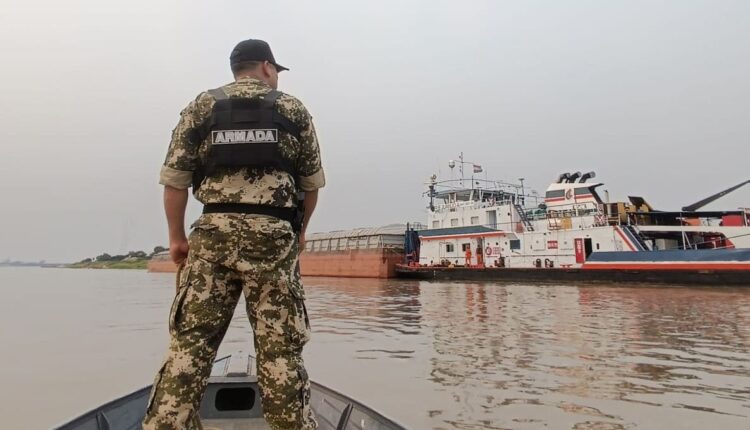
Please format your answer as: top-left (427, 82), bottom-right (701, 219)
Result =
top-left (143, 39), bottom-right (324, 430)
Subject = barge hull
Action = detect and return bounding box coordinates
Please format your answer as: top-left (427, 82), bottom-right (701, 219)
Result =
top-left (300, 249), bottom-right (403, 278)
top-left (146, 249), bottom-right (407, 278)
top-left (147, 259), bottom-right (178, 273)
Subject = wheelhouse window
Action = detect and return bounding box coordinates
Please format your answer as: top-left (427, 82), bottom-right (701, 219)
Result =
top-left (446, 243), bottom-right (455, 253)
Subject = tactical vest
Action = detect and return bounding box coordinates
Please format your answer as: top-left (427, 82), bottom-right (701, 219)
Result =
top-left (191, 88), bottom-right (301, 189)
top-left (190, 88), bottom-right (305, 232)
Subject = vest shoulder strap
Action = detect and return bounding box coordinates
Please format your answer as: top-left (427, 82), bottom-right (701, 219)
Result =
top-left (262, 89), bottom-right (282, 107)
top-left (261, 90), bottom-right (302, 140)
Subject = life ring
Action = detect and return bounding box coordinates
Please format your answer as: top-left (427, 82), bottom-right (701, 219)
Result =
top-left (485, 246), bottom-right (492, 256)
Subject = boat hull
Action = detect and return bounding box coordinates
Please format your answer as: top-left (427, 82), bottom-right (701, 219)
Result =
top-left (395, 265), bottom-right (750, 285)
top-left (54, 354), bottom-right (407, 430)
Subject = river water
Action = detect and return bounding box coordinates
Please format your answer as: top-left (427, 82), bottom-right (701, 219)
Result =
top-left (0, 267), bottom-right (748, 429)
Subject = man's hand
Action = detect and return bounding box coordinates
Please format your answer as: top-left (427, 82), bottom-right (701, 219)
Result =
top-left (164, 185), bottom-right (190, 264)
top-left (170, 237), bottom-right (190, 264)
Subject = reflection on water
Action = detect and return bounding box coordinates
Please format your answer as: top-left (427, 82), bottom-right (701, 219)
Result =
top-left (298, 280), bottom-right (750, 429)
top-left (1, 269), bottom-right (749, 429)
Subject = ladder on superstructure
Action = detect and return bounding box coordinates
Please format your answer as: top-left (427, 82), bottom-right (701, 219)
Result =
top-left (622, 225), bottom-right (651, 251)
top-left (514, 203), bottom-right (534, 232)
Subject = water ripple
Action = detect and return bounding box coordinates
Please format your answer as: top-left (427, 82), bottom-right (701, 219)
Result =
top-left (302, 279), bottom-right (750, 429)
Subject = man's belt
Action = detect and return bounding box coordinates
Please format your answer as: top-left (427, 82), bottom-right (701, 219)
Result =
top-left (202, 203), bottom-right (296, 224)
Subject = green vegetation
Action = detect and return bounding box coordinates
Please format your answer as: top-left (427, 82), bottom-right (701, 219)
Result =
top-left (68, 246), bottom-right (167, 270)
top-left (68, 259), bottom-right (149, 270)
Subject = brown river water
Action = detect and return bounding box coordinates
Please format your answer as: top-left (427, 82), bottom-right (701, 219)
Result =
top-left (0, 267), bottom-right (749, 429)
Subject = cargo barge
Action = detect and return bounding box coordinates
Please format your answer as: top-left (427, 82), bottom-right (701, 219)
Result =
top-left (300, 225), bottom-right (408, 278)
top-left (146, 251), bottom-right (177, 273)
top-left (396, 154), bottom-right (750, 285)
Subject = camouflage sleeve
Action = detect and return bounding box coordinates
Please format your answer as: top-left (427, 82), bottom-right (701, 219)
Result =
top-left (277, 94), bottom-right (325, 191)
top-left (297, 119), bottom-right (325, 191)
top-left (158, 92), bottom-right (215, 189)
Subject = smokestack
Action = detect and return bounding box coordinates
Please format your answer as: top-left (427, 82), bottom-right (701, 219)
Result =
top-left (556, 173), bottom-right (570, 184)
top-left (567, 171), bottom-right (582, 183)
top-left (579, 171), bottom-right (596, 183)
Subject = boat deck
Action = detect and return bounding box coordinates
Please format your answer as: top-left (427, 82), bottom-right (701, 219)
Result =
top-left (203, 419), bottom-right (270, 430)
top-left (54, 352), bottom-right (408, 430)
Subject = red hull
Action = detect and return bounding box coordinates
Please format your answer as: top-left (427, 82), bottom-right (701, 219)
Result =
top-left (300, 249), bottom-right (404, 278)
top-left (146, 250), bottom-right (406, 279)
top-left (147, 258), bottom-right (178, 273)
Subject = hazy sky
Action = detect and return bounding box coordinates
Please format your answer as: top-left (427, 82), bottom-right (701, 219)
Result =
top-left (1, 0), bottom-right (749, 262)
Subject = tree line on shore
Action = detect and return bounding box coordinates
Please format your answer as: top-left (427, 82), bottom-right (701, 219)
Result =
top-left (75, 246), bottom-right (168, 264)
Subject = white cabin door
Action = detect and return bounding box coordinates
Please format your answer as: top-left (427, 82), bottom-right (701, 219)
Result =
top-left (486, 210), bottom-right (497, 229)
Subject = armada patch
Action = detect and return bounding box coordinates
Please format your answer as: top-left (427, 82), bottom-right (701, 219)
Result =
top-left (212, 129), bottom-right (278, 144)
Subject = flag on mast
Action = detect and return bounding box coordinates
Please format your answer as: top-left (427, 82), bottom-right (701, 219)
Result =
top-left (473, 164), bottom-right (483, 173)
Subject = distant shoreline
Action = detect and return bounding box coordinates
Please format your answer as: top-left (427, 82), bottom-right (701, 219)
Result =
top-left (67, 259), bottom-right (148, 270)
top-left (0, 263), bottom-right (67, 268)
top-left (66, 248), bottom-right (168, 270)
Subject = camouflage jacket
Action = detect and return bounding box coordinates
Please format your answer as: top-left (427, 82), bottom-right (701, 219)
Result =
top-left (159, 77), bottom-right (325, 209)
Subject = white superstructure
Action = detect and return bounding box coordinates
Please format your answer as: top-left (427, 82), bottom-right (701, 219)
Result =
top-left (414, 169), bottom-right (750, 269)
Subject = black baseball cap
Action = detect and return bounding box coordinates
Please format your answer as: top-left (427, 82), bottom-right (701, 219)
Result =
top-left (230, 39), bottom-right (289, 72)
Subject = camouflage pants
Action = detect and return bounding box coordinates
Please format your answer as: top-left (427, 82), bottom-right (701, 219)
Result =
top-left (142, 214), bottom-right (316, 430)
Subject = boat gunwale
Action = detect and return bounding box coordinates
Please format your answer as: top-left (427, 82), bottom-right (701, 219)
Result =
top-left (52, 364), bottom-right (409, 430)
top-left (52, 385), bottom-right (152, 430)
top-left (310, 380), bottom-right (409, 430)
